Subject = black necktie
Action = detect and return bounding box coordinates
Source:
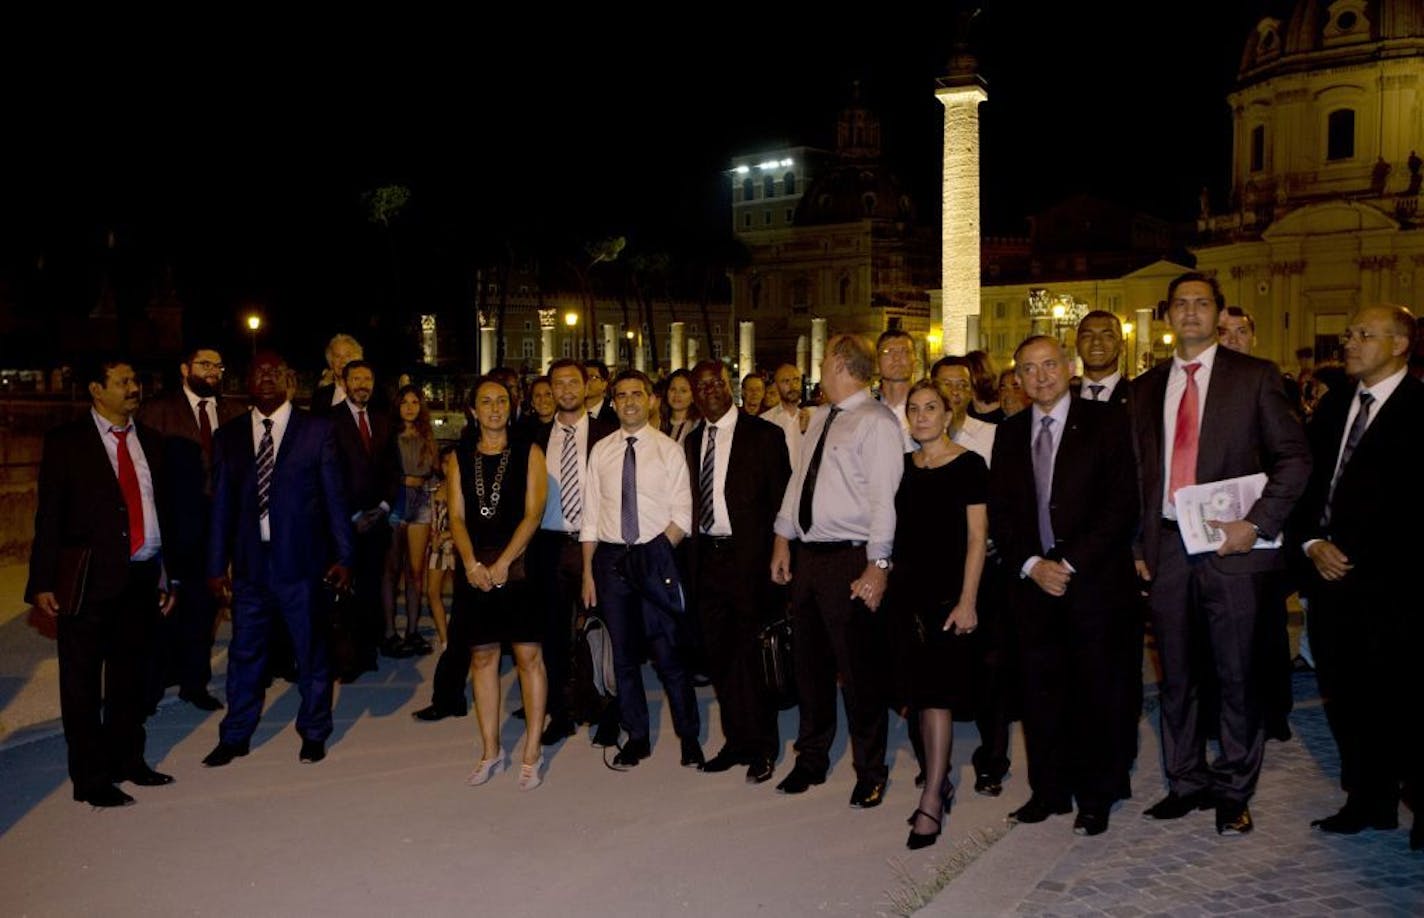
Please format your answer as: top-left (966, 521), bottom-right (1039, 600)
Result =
top-left (1322, 390), bottom-right (1374, 527)
top-left (1088, 384), bottom-right (1105, 402)
top-left (798, 406), bottom-right (840, 535)
top-left (620, 436), bottom-right (639, 544)
top-left (257, 418), bottom-right (275, 519)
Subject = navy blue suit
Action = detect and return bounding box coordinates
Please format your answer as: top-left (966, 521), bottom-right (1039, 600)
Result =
top-left (207, 406), bottom-right (353, 745)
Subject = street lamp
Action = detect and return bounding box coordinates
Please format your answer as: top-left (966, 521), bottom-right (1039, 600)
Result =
top-left (246, 314), bottom-right (262, 359)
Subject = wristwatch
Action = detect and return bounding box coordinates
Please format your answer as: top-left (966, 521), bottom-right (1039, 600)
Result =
top-left (871, 558), bottom-right (890, 570)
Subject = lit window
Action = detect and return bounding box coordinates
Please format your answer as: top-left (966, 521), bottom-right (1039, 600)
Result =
top-left (1327, 109), bottom-right (1355, 161)
top-left (522, 339), bottom-right (535, 359)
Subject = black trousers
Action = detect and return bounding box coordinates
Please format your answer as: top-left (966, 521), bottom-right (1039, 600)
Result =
top-left (339, 525), bottom-right (390, 672)
top-left (1148, 529), bottom-right (1265, 805)
top-left (529, 529), bottom-right (584, 722)
top-left (58, 558), bottom-right (161, 794)
top-left (789, 543), bottom-right (887, 785)
top-left (147, 573), bottom-right (219, 706)
top-left (695, 537), bottom-right (778, 762)
top-left (428, 587), bottom-right (475, 715)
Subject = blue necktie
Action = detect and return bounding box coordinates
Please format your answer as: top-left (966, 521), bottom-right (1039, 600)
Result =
top-left (1033, 416), bottom-right (1055, 554)
top-left (620, 436), bottom-right (639, 544)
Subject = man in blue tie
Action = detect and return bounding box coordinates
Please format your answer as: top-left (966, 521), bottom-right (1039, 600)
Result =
top-left (202, 351), bottom-right (353, 768)
top-left (580, 369), bottom-right (701, 769)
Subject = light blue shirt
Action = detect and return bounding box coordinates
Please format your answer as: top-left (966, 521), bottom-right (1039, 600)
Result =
top-left (90, 409), bottom-right (162, 561)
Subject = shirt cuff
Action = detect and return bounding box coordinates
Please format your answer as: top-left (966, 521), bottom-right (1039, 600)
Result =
top-left (1020, 556), bottom-right (1042, 579)
top-left (1302, 538), bottom-right (1321, 556)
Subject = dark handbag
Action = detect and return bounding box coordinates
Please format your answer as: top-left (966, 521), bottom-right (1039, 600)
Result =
top-left (758, 616), bottom-right (798, 710)
top-left (473, 547), bottom-right (526, 584)
top-left (53, 546), bottom-right (93, 617)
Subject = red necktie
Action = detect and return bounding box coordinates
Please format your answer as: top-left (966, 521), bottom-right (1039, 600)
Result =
top-left (197, 399), bottom-right (213, 460)
top-left (1168, 362), bottom-right (1201, 503)
top-left (358, 409), bottom-right (372, 454)
top-left (111, 428), bottom-right (145, 556)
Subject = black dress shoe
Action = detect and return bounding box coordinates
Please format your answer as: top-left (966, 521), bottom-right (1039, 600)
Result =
top-left (746, 757), bottom-right (775, 784)
top-left (1216, 801), bottom-right (1253, 835)
top-left (202, 741), bottom-right (250, 768)
top-left (974, 773), bottom-right (1003, 797)
top-left (1142, 790), bottom-right (1213, 820)
top-left (702, 749), bottom-right (741, 774)
top-left (1311, 804), bottom-right (1398, 834)
top-left (121, 765), bottom-right (175, 787)
top-left (1073, 809), bottom-right (1109, 836)
top-left (591, 715), bottom-right (621, 748)
top-left (612, 738), bottom-right (651, 768)
top-left (680, 737), bottom-right (705, 769)
top-left (411, 703), bottom-right (466, 721)
top-left (178, 690), bottom-right (224, 711)
top-left (540, 715), bottom-right (576, 746)
top-left (74, 784), bottom-right (135, 808)
top-left (775, 766), bottom-right (824, 795)
top-left (1007, 797), bottom-right (1072, 824)
top-left (299, 739), bottom-right (326, 764)
top-left (402, 633), bottom-right (433, 656)
top-left (379, 635), bottom-right (413, 658)
top-left (849, 779), bottom-right (886, 809)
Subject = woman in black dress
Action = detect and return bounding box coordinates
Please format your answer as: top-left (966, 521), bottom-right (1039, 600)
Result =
top-left (889, 379), bottom-right (989, 849)
top-left (448, 378), bottom-right (550, 790)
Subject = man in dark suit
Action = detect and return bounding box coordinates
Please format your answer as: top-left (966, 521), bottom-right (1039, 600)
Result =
top-left (989, 335), bottom-right (1140, 836)
top-left (1292, 305), bottom-right (1422, 851)
top-left (1132, 272), bottom-right (1310, 835)
top-left (685, 360), bottom-right (791, 783)
top-left (27, 355), bottom-right (177, 807)
top-left (507, 358), bottom-right (618, 741)
top-left (309, 333), bottom-right (363, 416)
top-left (583, 359), bottom-right (616, 424)
top-left (138, 345), bottom-right (245, 711)
top-left (202, 351), bottom-right (352, 767)
top-left (329, 358), bottom-right (397, 679)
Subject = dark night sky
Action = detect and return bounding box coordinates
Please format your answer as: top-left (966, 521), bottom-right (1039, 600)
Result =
top-left (5, 2), bottom-right (1262, 364)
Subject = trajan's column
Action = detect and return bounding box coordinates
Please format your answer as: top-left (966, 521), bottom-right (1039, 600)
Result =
top-left (935, 17), bottom-right (986, 356)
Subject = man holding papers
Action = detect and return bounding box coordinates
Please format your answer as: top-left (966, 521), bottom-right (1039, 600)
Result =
top-left (1130, 272), bottom-right (1310, 836)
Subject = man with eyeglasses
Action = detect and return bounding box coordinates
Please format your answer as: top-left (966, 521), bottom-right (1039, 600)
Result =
top-left (1292, 305), bottom-right (1423, 851)
top-left (1130, 272), bottom-right (1310, 836)
top-left (138, 346), bottom-right (246, 712)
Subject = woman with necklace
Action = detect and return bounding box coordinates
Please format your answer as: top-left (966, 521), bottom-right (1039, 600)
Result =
top-left (886, 380), bottom-right (988, 850)
top-left (448, 377), bottom-right (550, 790)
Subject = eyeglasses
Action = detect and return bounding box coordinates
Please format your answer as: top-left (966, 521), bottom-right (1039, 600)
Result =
top-left (191, 360), bottom-right (225, 371)
top-left (1339, 329), bottom-right (1395, 345)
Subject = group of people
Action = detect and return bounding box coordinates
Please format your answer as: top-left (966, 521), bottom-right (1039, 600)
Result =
top-left (25, 274), bottom-right (1421, 858)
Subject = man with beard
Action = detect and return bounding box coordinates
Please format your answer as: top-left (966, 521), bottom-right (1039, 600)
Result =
top-left (138, 346), bottom-right (245, 711)
top-left (766, 363), bottom-right (811, 464)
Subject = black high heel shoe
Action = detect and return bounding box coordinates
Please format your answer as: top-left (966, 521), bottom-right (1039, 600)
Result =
top-left (906, 809), bottom-right (942, 850)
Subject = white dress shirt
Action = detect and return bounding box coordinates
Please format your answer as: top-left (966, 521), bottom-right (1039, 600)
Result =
top-left (951, 415), bottom-right (997, 467)
top-left (697, 409), bottom-right (739, 537)
top-left (768, 402), bottom-right (807, 466)
top-left (542, 413), bottom-right (591, 532)
top-left (250, 401), bottom-right (294, 542)
top-left (1161, 344), bottom-right (1218, 519)
top-left (91, 409), bottom-right (162, 560)
top-left (580, 423), bottom-right (692, 545)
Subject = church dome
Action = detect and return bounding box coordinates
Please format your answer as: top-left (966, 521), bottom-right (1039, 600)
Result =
top-left (1239, 1), bottom-right (1424, 85)
top-left (793, 88), bottom-right (916, 227)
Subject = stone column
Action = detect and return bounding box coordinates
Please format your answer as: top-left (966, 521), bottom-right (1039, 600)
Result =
top-left (810, 317), bottom-right (828, 384)
top-left (602, 324), bottom-right (617, 369)
top-left (479, 326), bottom-right (496, 375)
top-left (796, 334), bottom-right (809, 376)
top-left (738, 321), bottom-right (756, 379)
top-left (669, 322), bottom-right (685, 371)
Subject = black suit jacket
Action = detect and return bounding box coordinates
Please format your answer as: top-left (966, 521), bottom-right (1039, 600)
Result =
top-left (684, 410), bottom-right (792, 609)
top-left (137, 389), bottom-right (246, 577)
top-left (26, 416), bottom-right (169, 605)
top-left (309, 384), bottom-right (341, 416)
top-left (331, 402), bottom-right (397, 513)
top-left (1131, 346), bottom-right (1311, 575)
top-left (989, 398), bottom-right (1139, 613)
top-left (1290, 374), bottom-right (1424, 589)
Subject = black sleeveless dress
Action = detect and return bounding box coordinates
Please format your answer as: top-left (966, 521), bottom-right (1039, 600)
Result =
top-left (885, 450), bottom-right (989, 711)
top-left (454, 438), bottom-right (537, 645)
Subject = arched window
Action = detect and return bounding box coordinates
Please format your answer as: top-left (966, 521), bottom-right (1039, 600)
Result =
top-left (742, 177), bottom-right (755, 201)
top-left (1327, 109), bottom-right (1355, 161)
top-left (764, 175), bottom-right (776, 199)
top-left (784, 172), bottom-right (796, 195)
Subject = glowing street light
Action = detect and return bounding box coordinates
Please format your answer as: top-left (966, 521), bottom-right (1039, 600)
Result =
top-left (564, 311), bottom-right (579, 328)
top-left (246, 314), bottom-right (262, 358)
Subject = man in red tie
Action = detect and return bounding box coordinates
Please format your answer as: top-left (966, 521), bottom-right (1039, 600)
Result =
top-left (138, 346), bottom-right (245, 712)
top-left (26, 356), bottom-right (178, 807)
top-left (1130, 273), bottom-right (1310, 836)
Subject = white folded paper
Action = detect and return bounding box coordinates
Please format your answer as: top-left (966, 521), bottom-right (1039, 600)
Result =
top-left (1173, 473), bottom-right (1283, 555)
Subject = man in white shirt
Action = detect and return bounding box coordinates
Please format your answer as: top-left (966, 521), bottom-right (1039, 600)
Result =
top-left (767, 363), bottom-right (811, 465)
top-left (581, 370), bottom-right (702, 769)
top-left (931, 356), bottom-right (997, 466)
top-left (875, 329), bottom-right (917, 451)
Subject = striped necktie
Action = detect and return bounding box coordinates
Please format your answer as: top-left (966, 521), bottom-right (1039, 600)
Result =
top-left (558, 425), bottom-right (581, 529)
top-left (699, 425), bottom-right (717, 533)
top-left (257, 418), bottom-right (275, 519)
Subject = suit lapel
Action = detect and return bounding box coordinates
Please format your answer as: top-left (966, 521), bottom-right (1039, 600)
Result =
top-left (1195, 350), bottom-right (1234, 479)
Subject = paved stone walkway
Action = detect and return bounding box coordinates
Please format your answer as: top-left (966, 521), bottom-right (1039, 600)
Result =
top-left (926, 674), bottom-right (1423, 917)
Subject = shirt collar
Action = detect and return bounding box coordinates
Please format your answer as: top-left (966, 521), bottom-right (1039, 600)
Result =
top-left (557, 413), bottom-right (587, 435)
top-left (833, 387), bottom-right (872, 412)
top-left (1173, 343), bottom-right (1218, 373)
top-left (182, 382), bottom-right (211, 412)
top-left (1033, 394), bottom-right (1071, 429)
top-left (704, 408), bottom-right (739, 434)
top-left (92, 408), bottom-right (133, 436)
top-left (254, 400), bottom-right (293, 425)
top-left (1084, 372), bottom-right (1121, 397)
top-left (1356, 364), bottom-right (1408, 405)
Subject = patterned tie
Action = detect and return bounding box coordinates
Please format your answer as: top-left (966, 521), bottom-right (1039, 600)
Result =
top-left (1322, 390), bottom-right (1374, 527)
top-left (197, 399), bottom-right (213, 459)
top-left (357, 408), bottom-right (372, 454)
top-left (1088, 384), bottom-right (1105, 402)
top-left (620, 436), bottom-right (639, 544)
top-left (798, 406), bottom-right (841, 535)
top-left (111, 428), bottom-right (145, 557)
top-left (1032, 416), bottom-right (1056, 554)
top-left (699, 425), bottom-right (718, 533)
top-left (558, 425), bottom-right (581, 529)
top-left (257, 418), bottom-right (275, 520)
top-left (1168, 363), bottom-right (1201, 504)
